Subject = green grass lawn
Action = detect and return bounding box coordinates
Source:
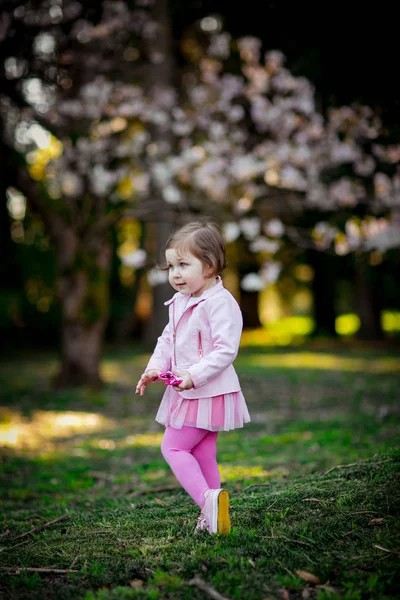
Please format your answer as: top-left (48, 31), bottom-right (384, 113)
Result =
top-left (0, 344), bottom-right (399, 599)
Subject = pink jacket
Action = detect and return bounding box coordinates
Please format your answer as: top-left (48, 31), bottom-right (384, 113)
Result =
top-left (145, 278), bottom-right (243, 399)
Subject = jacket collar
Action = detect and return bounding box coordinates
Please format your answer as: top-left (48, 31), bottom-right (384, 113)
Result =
top-left (164, 276), bottom-right (223, 306)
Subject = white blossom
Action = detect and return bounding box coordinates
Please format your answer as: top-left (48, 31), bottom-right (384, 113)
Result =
top-left (313, 222), bottom-right (338, 249)
top-left (6, 187), bottom-right (26, 220)
top-left (90, 165), bottom-right (116, 197)
top-left (208, 33), bottom-right (231, 58)
top-left (345, 220), bottom-right (362, 249)
top-left (131, 171), bottom-right (150, 194)
top-left (364, 221), bottom-right (400, 251)
top-left (223, 221), bottom-right (240, 243)
top-left (250, 237), bottom-right (280, 253)
top-left (121, 249), bottom-right (147, 268)
top-left (163, 184), bottom-right (181, 204)
top-left (374, 172), bottom-right (392, 199)
top-left (335, 238), bottom-right (350, 255)
top-left (264, 50), bottom-right (285, 70)
top-left (354, 155), bottom-right (376, 176)
top-left (237, 37), bottom-right (262, 64)
top-left (231, 156), bottom-right (264, 180)
top-left (61, 172), bottom-right (83, 197)
top-left (219, 75), bottom-right (244, 100)
top-left (330, 141), bottom-right (360, 164)
top-left (152, 162), bottom-right (172, 184)
top-left (240, 217), bottom-right (261, 240)
top-left (280, 165), bottom-right (307, 191)
top-left (227, 105), bottom-right (245, 122)
top-left (264, 219), bottom-right (285, 238)
top-left (260, 262), bottom-right (281, 284)
top-left (188, 85), bottom-right (210, 106)
top-left (147, 268), bottom-right (169, 287)
top-left (172, 121), bottom-right (194, 136)
top-left (329, 178), bottom-right (364, 207)
top-left (240, 273), bottom-right (264, 292)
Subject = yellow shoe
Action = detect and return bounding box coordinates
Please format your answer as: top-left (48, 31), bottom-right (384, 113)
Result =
top-left (203, 488), bottom-right (231, 535)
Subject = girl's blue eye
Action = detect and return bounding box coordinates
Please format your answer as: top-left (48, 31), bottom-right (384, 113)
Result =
top-left (180, 262), bottom-right (187, 268)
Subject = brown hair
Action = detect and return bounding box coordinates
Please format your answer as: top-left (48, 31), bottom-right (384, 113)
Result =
top-left (161, 217), bottom-right (226, 276)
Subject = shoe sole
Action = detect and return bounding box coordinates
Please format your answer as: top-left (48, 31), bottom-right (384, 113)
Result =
top-left (217, 490), bottom-right (231, 535)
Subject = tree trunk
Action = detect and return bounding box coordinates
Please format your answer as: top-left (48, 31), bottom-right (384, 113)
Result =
top-left (239, 290), bottom-right (262, 329)
top-left (355, 255), bottom-right (383, 340)
top-left (54, 239), bottom-right (112, 388)
top-left (142, 0), bottom-right (178, 349)
top-left (308, 249), bottom-right (337, 337)
top-left (143, 219), bottom-right (174, 348)
top-left (237, 236), bottom-right (261, 329)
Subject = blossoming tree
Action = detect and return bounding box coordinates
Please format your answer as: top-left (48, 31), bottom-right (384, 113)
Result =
top-left (2, 0), bottom-right (399, 385)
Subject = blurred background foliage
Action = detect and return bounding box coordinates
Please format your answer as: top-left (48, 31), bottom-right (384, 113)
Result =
top-left (1, 0), bottom-right (399, 383)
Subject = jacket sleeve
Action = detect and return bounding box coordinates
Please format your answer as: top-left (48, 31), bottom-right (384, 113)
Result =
top-left (186, 297), bottom-right (242, 389)
top-left (145, 321), bottom-right (172, 374)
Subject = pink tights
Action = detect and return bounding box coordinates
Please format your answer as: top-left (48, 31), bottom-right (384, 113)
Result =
top-left (161, 426), bottom-right (220, 509)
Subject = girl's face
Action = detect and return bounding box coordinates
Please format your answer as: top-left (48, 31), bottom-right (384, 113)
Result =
top-left (166, 248), bottom-right (217, 297)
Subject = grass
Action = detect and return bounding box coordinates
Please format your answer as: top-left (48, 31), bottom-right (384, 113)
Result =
top-left (0, 343), bottom-right (399, 599)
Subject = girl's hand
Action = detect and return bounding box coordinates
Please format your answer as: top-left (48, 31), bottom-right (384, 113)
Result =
top-left (172, 370), bottom-right (193, 392)
top-left (135, 370), bottom-right (160, 396)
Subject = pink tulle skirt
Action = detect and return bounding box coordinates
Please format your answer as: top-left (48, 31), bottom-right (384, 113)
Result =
top-left (155, 386), bottom-right (251, 432)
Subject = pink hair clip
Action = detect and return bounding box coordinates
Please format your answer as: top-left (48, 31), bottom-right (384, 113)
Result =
top-left (158, 371), bottom-right (183, 386)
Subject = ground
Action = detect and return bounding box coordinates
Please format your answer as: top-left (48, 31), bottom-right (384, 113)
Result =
top-left (0, 342), bottom-right (399, 599)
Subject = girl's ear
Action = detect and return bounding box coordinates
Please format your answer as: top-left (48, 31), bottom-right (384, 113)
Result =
top-left (203, 264), bottom-right (214, 279)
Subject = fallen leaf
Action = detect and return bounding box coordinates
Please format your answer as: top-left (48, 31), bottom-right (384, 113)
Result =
top-left (248, 558), bottom-right (256, 568)
top-left (368, 518), bottom-right (385, 526)
top-left (129, 579), bottom-right (144, 588)
top-left (296, 570), bottom-right (320, 585)
top-left (281, 587), bottom-right (290, 599)
top-left (302, 587), bottom-right (311, 599)
top-left (154, 498), bottom-right (163, 505)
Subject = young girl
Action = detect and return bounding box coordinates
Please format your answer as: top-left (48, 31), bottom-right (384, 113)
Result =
top-left (135, 218), bottom-right (250, 535)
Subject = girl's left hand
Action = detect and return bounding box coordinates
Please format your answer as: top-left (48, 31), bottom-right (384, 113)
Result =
top-left (172, 370), bottom-right (193, 391)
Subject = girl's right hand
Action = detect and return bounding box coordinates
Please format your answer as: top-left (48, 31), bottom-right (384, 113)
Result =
top-left (135, 370), bottom-right (160, 396)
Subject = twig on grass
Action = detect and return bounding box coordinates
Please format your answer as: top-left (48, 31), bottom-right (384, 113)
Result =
top-left (84, 530), bottom-right (114, 535)
top-left (87, 471), bottom-right (116, 482)
top-left (14, 515), bottom-right (70, 540)
top-left (302, 498), bottom-right (335, 503)
top-left (0, 567), bottom-right (79, 574)
top-left (128, 485), bottom-right (181, 498)
top-left (349, 510), bottom-right (380, 515)
top-left (261, 535), bottom-right (312, 546)
top-left (265, 499), bottom-right (279, 511)
top-left (236, 482), bottom-right (271, 494)
top-left (323, 459), bottom-right (392, 476)
top-left (189, 576), bottom-right (232, 600)
top-left (374, 545), bottom-right (400, 555)
top-left (274, 562), bottom-right (297, 579)
top-left (0, 540), bottom-right (30, 553)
